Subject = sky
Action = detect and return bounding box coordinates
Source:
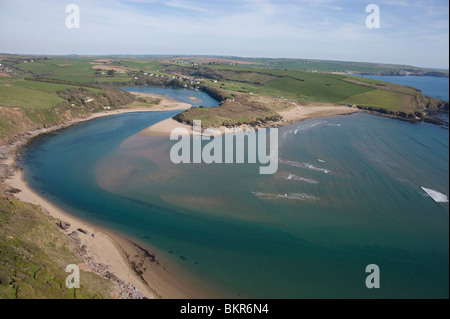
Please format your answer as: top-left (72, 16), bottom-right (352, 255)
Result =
top-left (0, 0), bottom-right (448, 69)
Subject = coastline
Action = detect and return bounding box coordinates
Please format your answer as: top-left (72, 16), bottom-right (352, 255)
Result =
top-left (5, 168), bottom-right (225, 298)
top-left (0, 95), bottom-right (359, 299)
top-left (277, 103), bottom-right (359, 125)
top-left (1, 117), bottom-right (159, 298)
top-left (141, 103), bottom-right (360, 137)
top-left (0, 96), bottom-right (224, 298)
top-left (5, 170), bottom-right (223, 299)
top-left (128, 91), bottom-right (192, 111)
top-left (6, 170), bottom-right (156, 299)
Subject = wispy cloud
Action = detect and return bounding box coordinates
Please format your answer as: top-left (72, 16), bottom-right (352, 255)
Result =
top-left (0, 0), bottom-right (448, 68)
top-left (162, 0), bottom-right (211, 12)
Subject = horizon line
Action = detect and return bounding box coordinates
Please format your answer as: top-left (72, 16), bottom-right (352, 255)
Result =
top-left (1, 52), bottom-right (448, 71)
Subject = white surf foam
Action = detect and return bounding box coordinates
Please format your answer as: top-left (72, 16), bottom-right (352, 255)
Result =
top-left (286, 173), bottom-right (319, 184)
top-left (302, 162), bottom-right (330, 174)
top-left (281, 159), bottom-right (331, 174)
top-left (252, 192), bottom-right (320, 201)
top-left (310, 121), bottom-right (323, 128)
top-left (293, 121), bottom-right (325, 134)
top-left (421, 187), bottom-right (449, 203)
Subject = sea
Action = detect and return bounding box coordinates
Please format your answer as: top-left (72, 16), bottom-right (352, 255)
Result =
top-left (19, 78), bottom-right (449, 298)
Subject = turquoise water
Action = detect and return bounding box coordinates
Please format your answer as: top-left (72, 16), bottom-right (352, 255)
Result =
top-left (19, 82), bottom-right (449, 298)
top-left (360, 75), bottom-right (449, 101)
top-left (20, 112), bottom-right (449, 298)
top-left (121, 86), bottom-right (220, 107)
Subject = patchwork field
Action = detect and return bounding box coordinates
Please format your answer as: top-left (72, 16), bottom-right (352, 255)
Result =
top-left (1, 55), bottom-right (447, 129)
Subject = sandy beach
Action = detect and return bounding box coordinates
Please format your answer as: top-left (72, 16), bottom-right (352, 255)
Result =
top-left (0, 94), bottom-right (359, 299)
top-left (278, 103), bottom-right (359, 124)
top-left (128, 91), bottom-right (192, 111)
top-left (141, 103), bottom-right (359, 137)
top-left (139, 118), bottom-right (193, 137)
top-left (0, 98), bottom-right (225, 299)
top-left (6, 170), bottom-right (156, 298)
top-left (5, 167), bottom-right (221, 298)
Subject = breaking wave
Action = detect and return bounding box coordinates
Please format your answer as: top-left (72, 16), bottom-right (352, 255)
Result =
top-left (421, 187), bottom-right (449, 203)
top-left (252, 192), bottom-right (320, 201)
top-left (281, 159), bottom-right (331, 174)
top-left (286, 173), bottom-right (319, 184)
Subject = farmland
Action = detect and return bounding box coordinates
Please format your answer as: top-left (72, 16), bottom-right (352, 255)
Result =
top-left (0, 54), bottom-right (448, 299)
top-left (0, 54), bottom-right (447, 131)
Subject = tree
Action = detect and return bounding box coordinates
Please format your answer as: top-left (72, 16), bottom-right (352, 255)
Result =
top-left (107, 69), bottom-right (115, 77)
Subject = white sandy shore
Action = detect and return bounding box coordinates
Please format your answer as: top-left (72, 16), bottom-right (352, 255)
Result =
top-left (5, 169), bottom-right (218, 298)
top-left (6, 170), bottom-right (156, 298)
top-left (139, 118), bottom-right (193, 137)
top-left (128, 91), bottom-right (192, 111)
top-left (141, 104), bottom-right (359, 137)
top-left (1, 97), bottom-right (223, 299)
top-left (278, 104), bottom-right (359, 124)
top-left (1, 94), bottom-right (358, 299)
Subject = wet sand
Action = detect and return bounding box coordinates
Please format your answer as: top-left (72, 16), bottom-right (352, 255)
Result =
top-left (1, 99), bottom-right (225, 299)
top-left (1, 94), bottom-right (358, 299)
top-left (278, 104), bottom-right (359, 124)
top-left (141, 104), bottom-right (359, 137)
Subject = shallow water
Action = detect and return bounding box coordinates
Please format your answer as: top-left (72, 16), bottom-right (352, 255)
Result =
top-left (21, 110), bottom-right (449, 298)
top-left (121, 86), bottom-right (220, 107)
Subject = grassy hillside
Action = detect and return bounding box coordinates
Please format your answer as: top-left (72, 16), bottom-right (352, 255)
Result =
top-left (0, 83), bottom-right (65, 109)
top-left (174, 93), bottom-right (285, 127)
top-left (163, 64), bottom-right (447, 126)
top-left (1, 54), bottom-right (447, 130)
top-left (0, 78), bottom-right (141, 141)
top-left (0, 188), bottom-right (114, 298)
top-left (0, 54), bottom-right (448, 299)
top-left (3, 54), bottom-right (446, 112)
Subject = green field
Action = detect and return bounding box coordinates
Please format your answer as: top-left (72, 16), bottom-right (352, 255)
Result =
top-left (0, 79), bottom-right (105, 109)
top-left (15, 60), bottom-right (96, 82)
top-left (341, 89), bottom-right (413, 112)
top-left (0, 76), bottom-right (140, 139)
top-left (265, 74), bottom-right (373, 102)
top-left (118, 59), bottom-right (163, 72)
top-left (0, 54), bottom-right (448, 300)
top-left (14, 80), bottom-right (78, 92)
top-left (2, 54), bottom-right (447, 121)
top-left (0, 83), bottom-right (65, 108)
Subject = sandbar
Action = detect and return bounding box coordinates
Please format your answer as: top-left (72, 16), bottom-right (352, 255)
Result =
top-left (1, 105), bottom-right (224, 299)
top-left (129, 91), bottom-right (192, 111)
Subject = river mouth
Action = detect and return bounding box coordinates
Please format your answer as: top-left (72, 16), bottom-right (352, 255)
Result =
top-left (18, 84), bottom-right (449, 298)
